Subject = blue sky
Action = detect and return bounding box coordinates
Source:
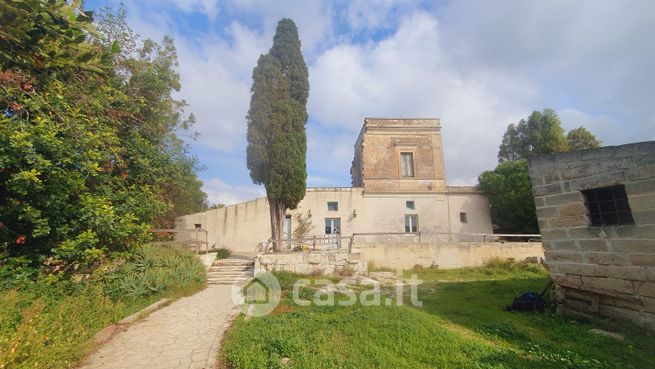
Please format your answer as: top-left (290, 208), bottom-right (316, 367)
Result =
top-left (86, 0), bottom-right (655, 205)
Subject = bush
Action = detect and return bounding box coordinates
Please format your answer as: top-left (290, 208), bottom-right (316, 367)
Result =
top-left (0, 245), bottom-right (206, 369)
top-left (216, 248), bottom-right (231, 259)
top-left (105, 245), bottom-right (206, 299)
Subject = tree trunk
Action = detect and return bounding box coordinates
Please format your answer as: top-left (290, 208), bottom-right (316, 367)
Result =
top-left (268, 198), bottom-right (286, 252)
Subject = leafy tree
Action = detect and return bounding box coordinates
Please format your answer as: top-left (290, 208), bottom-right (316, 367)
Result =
top-left (486, 109), bottom-right (601, 234)
top-left (478, 160), bottom-right (538, 234)
top-left (567, 126), bottom-right (601, 150)
top-left (0, 2), bottom-right (205, 275)
top-left (498, 109), bottom-right (568, 162)
top-left (246, 19), bottom-right (309, 251)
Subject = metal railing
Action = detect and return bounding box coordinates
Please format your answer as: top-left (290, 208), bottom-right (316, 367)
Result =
top-left (257, 235), bottom-right (355, 254)
top-left (256, 232), bottom-right (541, 254)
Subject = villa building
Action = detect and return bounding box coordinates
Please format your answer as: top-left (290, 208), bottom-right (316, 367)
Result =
top-left (176, 118), bottom-right (494, 254)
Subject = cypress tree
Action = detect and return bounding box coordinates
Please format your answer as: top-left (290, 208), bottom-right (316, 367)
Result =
top-left (246, 19), bottom-right (309, 251)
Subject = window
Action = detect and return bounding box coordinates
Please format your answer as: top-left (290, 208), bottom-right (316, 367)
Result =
top-left (404, 214), bottom-right (418, 233)
top-left (582, 185), bottom-right (634, 226)
top-left (325, 218), bottom-right (341, 234)
top-left (327, 201), bottom-right (338, 211)
top-left (460, 212), bottom-right (468, 223)
top-left (406, 200), bottom-right (415, 210)
top-left (400, 152), bottom-right (415, 177)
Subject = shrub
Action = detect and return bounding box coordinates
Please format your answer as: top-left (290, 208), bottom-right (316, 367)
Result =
top-left (0, 245), bottom-right (206, 369)
top-left (106, 245), bottom-right (206, 299)
top-left (216, 248), bottom-right (231, 259)
top-left (483, 257), bottom-right (518, 270)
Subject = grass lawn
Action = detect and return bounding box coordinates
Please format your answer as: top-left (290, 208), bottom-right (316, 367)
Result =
top-left (220, 263), bottom-right (655, 369)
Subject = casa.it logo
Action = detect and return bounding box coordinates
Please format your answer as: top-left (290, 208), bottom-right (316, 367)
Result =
top-left (232, 272), bottom-right (281, 317)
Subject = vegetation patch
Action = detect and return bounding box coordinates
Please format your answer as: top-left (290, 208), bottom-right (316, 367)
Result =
top-left (215, 248), bottom-right (232, 260)
top-left (220, 267), bottom-right (655, 369)
top-left (0, 246), bottom-right (205, 369)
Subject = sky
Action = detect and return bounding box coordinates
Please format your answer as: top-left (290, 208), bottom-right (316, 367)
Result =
top-left (86, 0), bottom-right (655, 206)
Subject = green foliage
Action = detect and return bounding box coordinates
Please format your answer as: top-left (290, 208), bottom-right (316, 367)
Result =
top-left (221, 267), bottom-right (655, 369)
top-left (489, 110), bottom-right (602, 233)
top-left (567, 127), bottom-right (601, 151)
top-left (105, 245), bottom-right (206, 299)
top-left (478, 160), bottom-right (539, 233)
top-left (0, 245), bottom-right (205, 369)
top-left (0, 0), bottom-right (109, 73)
top-left (215, 247), bottom-right (231, 259)
top-left (292, 211), bottom-right (314, 240)
top-left (246, 19), bottom-right (309, 247)
top-left (0, 3), bottom-right (206, 275)
top-left (498, 109), bottom-right (569, 162)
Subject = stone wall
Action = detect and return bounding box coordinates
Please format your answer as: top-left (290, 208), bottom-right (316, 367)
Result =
top-left (254, 251), bottom-right (367, 275)
top-left (355, 242), bottom-right (544, 270)
top-left (176, 187), bottom-right (493, 254)
top-left (528, 141), bottom-right (655, 329)
top-left (350, 118), bottom-right (447, 193)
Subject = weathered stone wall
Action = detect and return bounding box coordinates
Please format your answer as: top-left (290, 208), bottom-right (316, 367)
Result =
top-left (176, 187), bottom-right (493, 254)
top-left (355, 242), bottom-right (544, 270)
top-left (254, 251), bottom-right (367, 275)
top-left (350, 118), bottom-right (447, 193)
top-left (528, 141), bottom-right (655, 329)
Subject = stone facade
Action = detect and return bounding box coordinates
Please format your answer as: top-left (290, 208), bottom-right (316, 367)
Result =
top-left (176, 187), bottom-right (493, 253)
top-left (254, 251), bottom-right (367, 275)
top-left (351, 118), bottom-right (446, 192)
top-left (176, 117), bottom-right (494, 260)
top-left (356, 242), bottom-right (544, 270)
top-left (528, 141), bottom-right (655, 330)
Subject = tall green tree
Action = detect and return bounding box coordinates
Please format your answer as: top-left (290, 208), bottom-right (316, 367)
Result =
top-left (478, 160), bottom-right (538, 234)
top-left (0, 1), bottom-right (206, 275)
top-left (484, 109), bottom-right (601, 234)
top-left (498, 109), bottom-right (569, 162)
top-left (246, 19), bottom-right (309, 250)
top-left (567, 126), bottom-right (601, 150)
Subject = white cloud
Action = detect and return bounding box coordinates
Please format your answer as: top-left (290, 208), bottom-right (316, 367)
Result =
top-left (223, 0), bottom-right (334, 54)
top-left (174, 22), bottom-right (269, 150)
top-left (309, 12), bottom-right (537, 185)
top-left (172, 0), bottom-right (220, 20)
top-left (202, 178), bottom-right (265, 205)
top-left (109, 0), bottom-right (655, 197)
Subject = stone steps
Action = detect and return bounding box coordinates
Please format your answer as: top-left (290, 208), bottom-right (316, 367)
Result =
top-left (207, 259), bottom-right (254, 285)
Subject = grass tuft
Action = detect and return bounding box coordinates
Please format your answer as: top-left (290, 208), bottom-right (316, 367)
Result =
top-left (215, 248), bottom-right (231, 259)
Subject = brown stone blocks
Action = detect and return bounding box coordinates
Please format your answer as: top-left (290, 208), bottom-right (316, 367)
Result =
top-left (637, 282), bottom-right (655, 298)
top-left (544, 192), bottom-right (583, 206)
top-left (586, 252), bottom-right (629, 266)
top-left (610, 239), bottom-right (655, 253)
top-left (559, 203), bottom-right (587, 217)
top-left (594, 265), bottom-right (648, 281)
top-left (550, 215), bottom-right (589, 229)
top-left (550, 240), bottom-right (578, 250)
top-left (578, 239), bottom-right (608, 251)
top-left (581, 276), bottom-right (634, 294)
top-left (544, 250), bottom-right (585, 263)
top-left (625, 179), bottom-right (655, 196)
top-left (629, 254), bottom-right (655, 266)
top-left (550, 273), bottom-right (583, 289)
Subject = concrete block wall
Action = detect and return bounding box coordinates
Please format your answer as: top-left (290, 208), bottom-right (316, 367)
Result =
top-left (355, 242), bottom-right (544, 270)
top-left (528, 141), bottom-right (655, 329)
top-left (254, 251), bottom-right (367, 275)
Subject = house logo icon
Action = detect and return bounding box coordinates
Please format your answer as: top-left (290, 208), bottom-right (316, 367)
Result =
top-left (231, 272), bottom-right (281, 317)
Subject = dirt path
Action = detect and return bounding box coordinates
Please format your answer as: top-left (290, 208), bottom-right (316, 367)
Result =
top-left (79, 285), bottom-right (237, 369)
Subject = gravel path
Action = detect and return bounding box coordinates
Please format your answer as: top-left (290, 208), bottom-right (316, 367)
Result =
top-left (79, 285), bottom-right (237, 369)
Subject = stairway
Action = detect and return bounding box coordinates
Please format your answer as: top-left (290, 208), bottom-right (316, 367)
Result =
top-left (207, 258), bottom-right (254, 285)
